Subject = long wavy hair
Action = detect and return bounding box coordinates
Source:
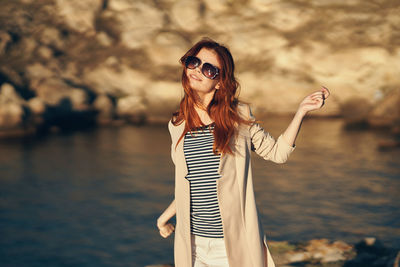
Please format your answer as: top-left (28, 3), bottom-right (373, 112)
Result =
top-left (172, 37), bottom-right (251, 155)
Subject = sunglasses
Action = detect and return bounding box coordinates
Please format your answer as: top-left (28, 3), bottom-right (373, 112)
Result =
top-left (184, 56), bottom-right (220, 80)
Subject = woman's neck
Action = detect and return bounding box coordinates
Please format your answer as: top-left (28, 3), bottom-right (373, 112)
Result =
top-left (192, 90), bottom-right (216, 125)
top-left (194, 90), bottom-right (215, 109)
top-left (194, 106), bottom-right (213, 125)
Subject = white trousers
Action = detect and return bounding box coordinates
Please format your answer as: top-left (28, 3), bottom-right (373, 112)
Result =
top-left (191, 233), bottom-right (230, 267)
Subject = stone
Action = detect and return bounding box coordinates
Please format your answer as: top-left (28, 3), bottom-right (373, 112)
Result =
top-left (202, 11), bottom-right (240, 34)
top-left (27, 97), bottom-right (46, 115)
top-left (69, 88), bottom-right (89, 111)
top-left (340, 97), bottom-right (372, 126)
top-left (171, 0), bottom-right (203, 32)
top-left (96, 31), bottom-right (113, 47)
top-left (237, 71), bottom-right (337, 116)
top-left (320, 251), bottom-right (346, 263)
top-left (0, 84), bottom-right (26, 129)
top-left (345, 237), bottom-right (397, 267)
top-left (62, 62), bottom-right (80, 82)
top-left (273, 41), bottom-right (330, 74)
top-left (93, 94), bottom-right (114, 123)
top-left (310, 0), bottom-right (361, 6)
top-left (37, 46), bottom-right (53, 60)
top-left (29, 77), bottom-right (89, 111)
top-left (263, 2), bottom-right (315, 32)
top-left (0, 30), bottom-right (11, 55)
top-left (105, 1), bottom-right (164, 49)
top-left (116, 95), bottom-right (147, 123)
top-left (0, 83), bottom-right (25, 105)
top-left (286, 251), bottom-right (311, 262)
top-left (365, 23), bottom-right (392, 44)
top-left (368, 88), bottom-right (400, 128)
top-left (282, 238), bottom-right (354, 265)
top-left (83, 63), bottom-right (150, 95)
top-left (249, 0), bottom-right (281, 13)
top-left (146, 32), bottom-right (190, 66)
top-left (355, 237), bottom-right (388, 255)
top-left (108, 0), bottom-right (141, 11)
top-left (387, 7), bottom-right (400, 27)
top-left (0, 103), bottom-right (24, 129)
top-left (39, 27), bottom-right (64, 50)
top-left (55, 0), bottom-right (103, 33)
top-left (229, 30), bottom-right (288, 58)
top-left (25, 63), bottom-right (54, 81)
top-left (305, 47), bottom-right (399, 105)
top-left (20, 37), bottom-right (39, 57)
top-left (203, 0), bottom-right (232, 13)
top-left (30, 78), bottom-right (70, 106)
top-left (144, 81), bottom-right (182, 122)
top-left (333, 240), bottom-right (354, 251)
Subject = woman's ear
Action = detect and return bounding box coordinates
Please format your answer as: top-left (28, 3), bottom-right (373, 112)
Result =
top-left (215, 83), bottom-right (220, 90)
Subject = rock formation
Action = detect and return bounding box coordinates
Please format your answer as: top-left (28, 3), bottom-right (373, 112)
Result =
top-left (0, 0), bottom-right (399, 136)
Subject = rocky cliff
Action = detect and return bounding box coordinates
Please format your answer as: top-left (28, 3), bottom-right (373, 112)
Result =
top-left (0, 0), bottom-right (399, 136)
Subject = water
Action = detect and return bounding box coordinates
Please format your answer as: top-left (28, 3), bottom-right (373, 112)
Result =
top-left (0, 117), bottom-right (399, 267)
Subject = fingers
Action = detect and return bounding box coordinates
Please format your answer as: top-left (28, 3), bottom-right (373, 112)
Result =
top-left (160, 230), bottom-right (170, 238)
top-left (309, 86), bottom-right (330, 100)
top-left (159, 223), bottom-right (175, 238)
top-left (160, 229), bottom-right (172, 238)
top-left (305, 98), bottom-right (322, 105)
top-left (302, 96), bottom-right (324, 109)
top-left (321, 86), bottom-right (330, 99)
top-left (310, 91), bottom-right (325, 98)
top-left (310, 89), bottom-right (328, 101)
top-left (307, 95), bottom-right (324, 105)
top-left (309, 91), bottom-right (323, 97)
top-left (301, 86), bottom-right (329, 113)
top-left (304, 101), bottom-right (323, 110)
top-left (311, 94), bottom-right (324, 100)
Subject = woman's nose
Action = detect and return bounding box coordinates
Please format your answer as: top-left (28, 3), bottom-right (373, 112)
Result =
top-left (195, 65), bottom-right (202, 73)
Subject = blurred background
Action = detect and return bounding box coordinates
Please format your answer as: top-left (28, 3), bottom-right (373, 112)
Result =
top-left (0, 0), bottom-right (399, 266)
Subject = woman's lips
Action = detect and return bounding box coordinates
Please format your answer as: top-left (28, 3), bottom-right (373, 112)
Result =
top-left (190, 74), bottom-right (202, 81)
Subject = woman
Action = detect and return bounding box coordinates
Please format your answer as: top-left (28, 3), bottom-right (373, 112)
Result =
top-left (157, 38), bottom-right (330, 267)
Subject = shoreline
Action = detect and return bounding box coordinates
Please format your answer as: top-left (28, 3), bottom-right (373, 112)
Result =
top-left (0, 114), bottom-right (396, 139)
top-left (146, 236), bottom-right (400, 267)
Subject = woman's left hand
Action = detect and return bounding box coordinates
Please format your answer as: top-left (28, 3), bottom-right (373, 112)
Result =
top-left (298, 86), bottom-right (330, 115)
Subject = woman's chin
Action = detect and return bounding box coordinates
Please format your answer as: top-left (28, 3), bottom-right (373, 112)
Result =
top-left (189, 81), bottom-right (202, 90)
top-left (189, 78), bottom-right (201, 85)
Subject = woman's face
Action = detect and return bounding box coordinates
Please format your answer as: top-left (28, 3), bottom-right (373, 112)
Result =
top-left (185, 48), bottom-right (221, 97)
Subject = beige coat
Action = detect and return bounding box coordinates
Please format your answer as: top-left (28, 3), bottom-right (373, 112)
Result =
top-left (168, 102), bottom-right (296, 267)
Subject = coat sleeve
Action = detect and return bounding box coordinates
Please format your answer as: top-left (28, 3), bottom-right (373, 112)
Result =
top-left (247, 105), bottom-right (296, 164)
top-left (168, 119), bottom-right (176, 165)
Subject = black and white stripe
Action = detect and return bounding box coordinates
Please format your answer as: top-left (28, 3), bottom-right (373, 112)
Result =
top-left (183, 124), bottom-right (224, 238)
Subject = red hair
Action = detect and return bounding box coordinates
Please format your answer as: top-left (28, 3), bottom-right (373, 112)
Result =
top-left (172, 37), bottom-right (251, 155)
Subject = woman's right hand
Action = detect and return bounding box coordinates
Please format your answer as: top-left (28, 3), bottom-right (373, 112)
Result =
top-left (157, 221), bottom-right (175, 238)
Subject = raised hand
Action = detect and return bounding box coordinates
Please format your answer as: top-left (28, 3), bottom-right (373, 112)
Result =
top-left (298, 86), bottom-right (330, 114)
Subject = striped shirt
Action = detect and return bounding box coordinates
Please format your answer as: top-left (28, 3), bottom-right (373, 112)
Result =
top-left (183, 123), bottom-right (224, 238)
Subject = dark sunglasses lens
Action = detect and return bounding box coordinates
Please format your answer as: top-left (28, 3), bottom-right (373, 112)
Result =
top-left (185, 56), bottom-right (200, 69)
top-left (202, 63), bottom-right (217, 79)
